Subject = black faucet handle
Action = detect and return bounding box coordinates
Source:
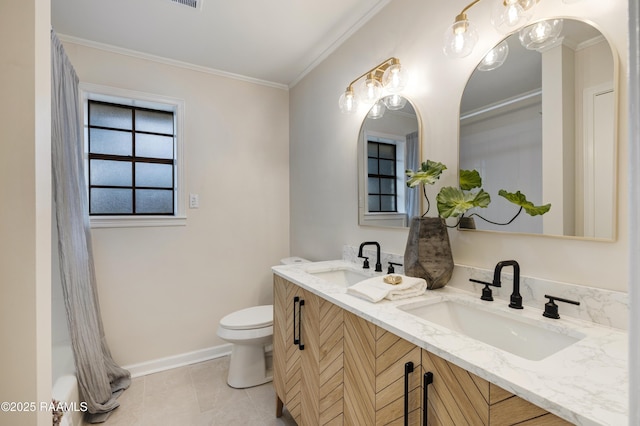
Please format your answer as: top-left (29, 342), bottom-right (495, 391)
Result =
top-left (470, 278), bottom-right (500, 302)
top-left (543, 295), bottom-right (580, 319)
top-left (359, 256), bottom-right (370, 269)
top-left (387, 262), bottom-right (403, 274)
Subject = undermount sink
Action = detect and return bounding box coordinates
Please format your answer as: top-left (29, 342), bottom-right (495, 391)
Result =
top-left (398, 297), bottom-right (585, 361)
top-left (306, 267), bottom-right (371, 287)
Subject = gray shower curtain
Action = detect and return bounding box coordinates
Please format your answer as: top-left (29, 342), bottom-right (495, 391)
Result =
top-left (51, 30), bottom-right (130, 423)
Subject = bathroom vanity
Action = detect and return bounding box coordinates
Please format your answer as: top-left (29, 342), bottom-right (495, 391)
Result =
top-left (272, 260), bottom-right (627, 426)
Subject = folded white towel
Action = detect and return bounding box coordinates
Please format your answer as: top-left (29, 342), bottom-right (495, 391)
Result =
top-left (347, 275), bottom-right (427, 303)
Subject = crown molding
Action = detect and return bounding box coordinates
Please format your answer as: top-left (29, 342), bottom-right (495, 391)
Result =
top-left (57, 33), bottom-right (289, 91)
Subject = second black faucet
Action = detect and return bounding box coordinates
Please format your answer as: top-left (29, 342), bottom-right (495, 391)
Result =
top-left (470, 260), bottom-right (523, 309)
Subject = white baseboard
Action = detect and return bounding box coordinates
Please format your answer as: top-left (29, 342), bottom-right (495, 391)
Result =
top-left (123, 344), bottom-right (233, 378)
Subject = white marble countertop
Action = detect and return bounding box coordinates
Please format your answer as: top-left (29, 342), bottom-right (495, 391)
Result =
top-left (272, 260), bottom-right (628, 426)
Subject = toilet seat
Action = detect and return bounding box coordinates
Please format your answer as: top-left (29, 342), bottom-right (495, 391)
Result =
top-left (220, 305), bottom-right (273, 330)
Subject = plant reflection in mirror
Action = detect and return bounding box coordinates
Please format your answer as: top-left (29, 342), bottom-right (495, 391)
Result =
top-left (405, 161), bottom-right (551, 227)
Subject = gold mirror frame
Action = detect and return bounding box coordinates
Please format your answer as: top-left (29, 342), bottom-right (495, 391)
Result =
top-left (358, 97), bottom-right (422, 228)
top-left (458, 18), bottom-right (619, 240)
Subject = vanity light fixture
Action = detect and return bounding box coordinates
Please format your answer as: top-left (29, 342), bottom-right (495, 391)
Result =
top-left (367, 100), bottom-right (386, 119)
top-left (477, 40), bottom-right (509, 71)
top-left (361, 72), bottom-right (384, 104)
top-left (519, 18), bottom-right (563, 51)
top-left (443, 0), bottom-right (480, 58)
top-left (382, 94), bottom-right (408, 110)
top-left (443, 0), bottom-right (539, 58)
top-left (490, 0), bottom-right (539, 34)
top-left (338, 57), bottom-right (408, 114)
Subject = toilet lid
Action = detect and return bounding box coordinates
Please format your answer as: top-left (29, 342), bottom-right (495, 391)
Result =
top-left (220, 305), bottom-right (273, 330)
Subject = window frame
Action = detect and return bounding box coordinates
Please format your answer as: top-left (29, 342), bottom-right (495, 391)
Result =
top-left (362, 131), bottom-right (407, 220)
top-left (367, 140), bottom-right (399, 213)
top-left (80, 83), bottom-right (186, 228)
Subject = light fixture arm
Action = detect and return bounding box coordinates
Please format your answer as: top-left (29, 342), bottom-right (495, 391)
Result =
top-left (343, 57), bottom-right (401, 92)
top-left (455, 0), bottom-right (481, 23)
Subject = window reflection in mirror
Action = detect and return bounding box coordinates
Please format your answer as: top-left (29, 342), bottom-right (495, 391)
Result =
top-left (459, 19), bottom-right (617, 240)
top-left (358, 98), bottom-right (420, 228)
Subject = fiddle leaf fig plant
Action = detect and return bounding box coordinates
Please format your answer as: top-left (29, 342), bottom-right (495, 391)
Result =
top-left (405, 160), bottom-right (551, 226)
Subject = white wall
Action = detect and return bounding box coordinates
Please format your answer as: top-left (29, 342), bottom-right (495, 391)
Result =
top-left (0, 1), bottom-right (52, 425)
top-left (61, 42), bottom-right (290, 366)
top-left (289, 0), bottom-right (628, 292)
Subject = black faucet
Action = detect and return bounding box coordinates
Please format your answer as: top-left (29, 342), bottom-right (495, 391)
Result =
top-left (494, 260), bottom-right (523, 309)
top-left (358, 241), bottom-right (382, 272)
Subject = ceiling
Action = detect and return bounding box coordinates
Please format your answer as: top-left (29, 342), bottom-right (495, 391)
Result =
top-left (51, 0), bottom-right (390, 88)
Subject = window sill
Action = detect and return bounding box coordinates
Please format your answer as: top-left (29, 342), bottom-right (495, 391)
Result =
top-left (90, 215), bottom-right (187, 229)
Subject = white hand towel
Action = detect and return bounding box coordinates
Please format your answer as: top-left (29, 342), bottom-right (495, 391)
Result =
top-left (347, 275), bottom-right (427, 303)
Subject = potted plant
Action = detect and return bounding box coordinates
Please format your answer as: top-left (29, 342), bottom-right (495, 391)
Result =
top-left (402, 160), bottom-right (453, 289)
top-left (406, 161), bottom-right (551, 227)
top-left (403, 160), bottom-right (551, 289)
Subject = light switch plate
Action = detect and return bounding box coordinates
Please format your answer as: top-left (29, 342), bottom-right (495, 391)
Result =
top-left (189, 193), bottom-right (199, 208)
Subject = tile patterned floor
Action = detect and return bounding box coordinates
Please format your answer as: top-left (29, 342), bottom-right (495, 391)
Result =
top-left (100, 356), bottom-right (296, 426)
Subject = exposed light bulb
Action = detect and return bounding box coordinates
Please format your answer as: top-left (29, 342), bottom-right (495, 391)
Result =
top-left (338, 88), bottom-right (358, 114)
top-left (382, 63), bottom-right (408, 93)
top-left (505, 1), bottom-right (522, 26)
top-left (367, 100), bottom-right (386, 119)
top-left (491, 0), bottom-right (536, 34)
top-left (530, 21), bottom-right (551, 42)
top-left (519, 19), bottom-right (563, 51)
top-left (359, 74), bottom-right (383, 104)
top-left (443, 15), bottom-right (478, 58)
top-left (477, 40), bottom-right (509, 71)
top-left (382, 94), bottom-right (407, 111)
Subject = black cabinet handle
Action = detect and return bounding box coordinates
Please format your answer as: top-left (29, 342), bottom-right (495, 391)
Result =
top-left (293, 296), bottom-right (300, 345)
top-left (298, 299), bottom-right (305, 350)
top-left (423, 372), bottom-right (433, 426)
top-left (404, 362), bottom-right (414, 426)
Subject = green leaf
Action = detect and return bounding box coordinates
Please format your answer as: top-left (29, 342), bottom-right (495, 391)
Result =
top-left (498, 190), bottom-right (551, 216)
top-left (405, 160), bottom-right (447, 188)
top-left (436, 186), bottom-right (491, 218)
top-left (459, 169), bottom-right (482, 191)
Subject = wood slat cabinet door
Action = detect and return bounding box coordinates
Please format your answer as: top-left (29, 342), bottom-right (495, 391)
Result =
top-left (273, 276), bottom-right (345, 425)
top-left (273, 275), bottom-right (303, 423)
top-left (344, 310), bottom-right (422, 426)
top-left (421, 349), bottom-right (572, 426)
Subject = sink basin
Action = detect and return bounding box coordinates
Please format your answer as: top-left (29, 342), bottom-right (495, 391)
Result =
top-left (398, 297), bottom-right (584, 361)
top-left (306, 267), bottom-right (371, 287)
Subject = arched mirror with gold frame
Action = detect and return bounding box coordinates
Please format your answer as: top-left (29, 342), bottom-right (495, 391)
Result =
top-left (459, 18), bottom-right (618, 240)
top-left (358, 97), bottom-right (421, 228)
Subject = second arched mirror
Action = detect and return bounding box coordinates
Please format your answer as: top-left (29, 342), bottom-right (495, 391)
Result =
top-left (358, 97), bottom-right (421, 228)
top-left (459, 19), bottom-right (617, 240)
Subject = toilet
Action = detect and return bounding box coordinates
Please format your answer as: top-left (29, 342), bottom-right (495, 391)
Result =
top-left (217, 256), bottom-right (309, 388)
top-left (217, 305), bottom-right (274, 388)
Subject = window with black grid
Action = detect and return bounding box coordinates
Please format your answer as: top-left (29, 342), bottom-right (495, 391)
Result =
top-left (88, 100), bottom-right (176, 215)
top-left (367, 141), bottom-right (397, 212)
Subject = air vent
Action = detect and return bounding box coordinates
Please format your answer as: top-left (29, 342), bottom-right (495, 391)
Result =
top-left (170, 0), bottom-right (202, 10)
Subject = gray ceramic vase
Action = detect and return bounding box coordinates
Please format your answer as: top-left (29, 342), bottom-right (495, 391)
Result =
top-left (403, 217), bottom-right (454, 289)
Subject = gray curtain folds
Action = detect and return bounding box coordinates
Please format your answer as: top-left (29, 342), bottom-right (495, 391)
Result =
top-left (51, 30), bottom-right (130, 423)
top-left (405, 131), bottom-right (420, 219)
